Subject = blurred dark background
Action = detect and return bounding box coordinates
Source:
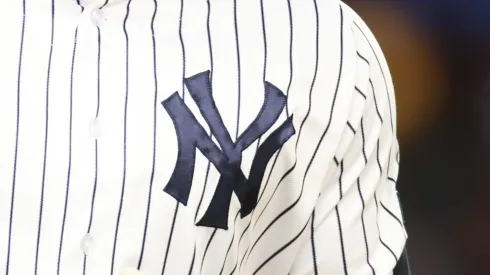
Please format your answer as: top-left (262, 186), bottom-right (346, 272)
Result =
top-left (345, 1), bottom-right (490, 274)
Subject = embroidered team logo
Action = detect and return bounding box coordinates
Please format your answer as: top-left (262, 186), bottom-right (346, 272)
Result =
top-left (162, 70), bottom-right (295, 229)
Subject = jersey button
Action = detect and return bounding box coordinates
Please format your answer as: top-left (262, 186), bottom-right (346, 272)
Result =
top-left (90, 7), bottom-right (106, 27)
top-left (80, 233), bottom-right (95, 255)
top-left (119, 267), bottom-right (144, 275)
top-left (78, 4), bottom-right (106, 27)
top-left (89, 118), bottom-right (102, 139)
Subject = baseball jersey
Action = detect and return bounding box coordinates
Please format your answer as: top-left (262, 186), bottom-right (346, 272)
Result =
top-left (0, 0), bottom-right (407, 274)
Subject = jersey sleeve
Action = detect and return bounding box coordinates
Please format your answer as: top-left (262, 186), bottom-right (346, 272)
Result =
top-left (289, 2), bottom-right (407, 275)
top-left (241, 1), bottom-right (407, 274)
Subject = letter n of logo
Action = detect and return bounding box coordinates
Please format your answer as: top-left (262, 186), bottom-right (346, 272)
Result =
top-left (161, 70), bottom-right (295, 229)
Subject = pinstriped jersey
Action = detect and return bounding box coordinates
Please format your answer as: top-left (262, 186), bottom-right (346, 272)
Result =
top-left (0, 0), bottom-right (407, 274)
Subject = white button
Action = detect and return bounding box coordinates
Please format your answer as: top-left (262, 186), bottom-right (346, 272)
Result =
top-left (78, 4), bottom-right (106, 27)
top-left (119, 267), bottom-right (144, 275)
top-left (89, 118), bottom-right (102, 139)
top-left (80, 234), bottom-right (94, 255)
top-left (90, 8), bottom-right (106, 27)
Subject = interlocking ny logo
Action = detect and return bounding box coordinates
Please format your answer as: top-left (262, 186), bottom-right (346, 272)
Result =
top-left (162, 71), bottom-right (295, 229)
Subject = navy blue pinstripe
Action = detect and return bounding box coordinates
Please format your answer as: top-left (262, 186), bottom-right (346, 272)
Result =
top-left (357, 52), bottom-right (369, 65)
top-left (347, 121), bottom-right (356, 134)
top-left (380, 202), bottom-right (403, 228)
top-left (285, 0), bottom-right (292, 117)
top-left (242, 0), bottom-right (319, 263)
top-left (236, 222), bottom-right (250, 260)
top-left (338, 161), bottom-right (344, 197)
top-left (335, 204), bottom-right (347, 275)
top-left (310, 210), bottom-right (318, 275)
top-left (162, 0), bottom-right (185, 273)
top-left (238, 235), bottom-right (248, 272)
top-left (352, 22), bottom-right (393, 132)
top-left (193, 0), bottom-right (214, 225)
top-left (359, 118), bottom-right (376, 273)
top-left (374, 194), bottom-right (398, 262)
top-left (34, 0), bottom-right (55, 273)
top-left (57, 10), bottom-right (81, 274)
top-left (178, 0), bottom-right (186, 101)
top-left (243, 0), bottom-right (324, 268)
top-left (253, 0), bottom-right (268, 153)
top-left (235, 3), bottom-right (273, 267)
top-left (161, 204), bottom-right (179, 274)
top-left (224, 0), bottom-right (250, 272)
top-left (250, 4), bottom-right (347, 273)
top-left (83, 25), bottom-right (102, 275)
top-left (383, 153), bottom-right (405, 232)
top-left (248, 0), bottom-right (305, 231)
top-left (360, 119), bottom-right (368, 163)
top-left (376, 140), bottom-right (382, 174)
top-left (229, 264), bottom-right (237, 275)
top-left (253, 0), bottom-right (293, 213)
top-left (252, 216), bottom-right (311, 275)
top-left (373, 139), bottom-right (398, 262)
top-left (5, 0), bottom-right (26, 274)
top-left (218, 212), bottom-right (240, 275)
top-left (201, 0), bottom-right (244, 271)
top-left (250, 0), bottom-right (294, 215)
top-left (369, 79), bottom-right (383, 123)
top-left (358, 177), bottom-right (376, 274)
top-left (353, 22), bottom-right (403, 248)
top-left (188, 1), bottom-right (214, 273)
top-left (187, 242), bottom-right (195, 275)
top-left (137, 0), bottom-right (159, 270)
top-left (227, 215), bottom-right (251, 275)
top-left (386, 153), bottom-right (392, 182)
top-left (259, 0), bottom-right (267, 83)
top-left (375, 141), bottom-right (398, 262)
top-left (336, 160), bottom-right (348, 275)
top-left (200, 229), bottom-right (217, 273)
top-left (110, 0), bottom-right (132, 273)
top-left (355, 86), bottom-right (366, 99)
top-left (234, 0), bottom-right (242, 142)
top-left (251, 154), bottom-right (281, 226)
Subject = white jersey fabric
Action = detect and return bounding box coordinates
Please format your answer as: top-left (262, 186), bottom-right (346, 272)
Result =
top-left (0, 0), bottom-right (407, 274)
